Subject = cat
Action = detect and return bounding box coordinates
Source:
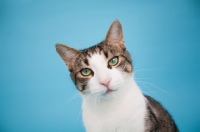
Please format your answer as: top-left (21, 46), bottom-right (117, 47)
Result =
top-left (55, 20), bottom-right (178, 132)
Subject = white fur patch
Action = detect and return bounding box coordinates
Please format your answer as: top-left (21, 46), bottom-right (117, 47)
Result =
top-left (81, 53), bottom-right (146, 132)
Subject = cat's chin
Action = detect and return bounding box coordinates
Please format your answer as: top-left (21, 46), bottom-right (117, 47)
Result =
top-left (104, 89), bottom-right (116, 95)
top-left (100, 89), bottom-right (118, 99)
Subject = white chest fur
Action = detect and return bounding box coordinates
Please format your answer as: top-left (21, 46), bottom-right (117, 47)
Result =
top-left (82, 81), bottom-right (146, 132)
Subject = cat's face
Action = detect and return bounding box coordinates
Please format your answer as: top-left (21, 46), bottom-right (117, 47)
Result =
top-left (56, 20), bottom-right (133, 99)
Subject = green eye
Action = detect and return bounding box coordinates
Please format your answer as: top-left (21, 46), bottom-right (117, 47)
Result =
top-left (108, 56), bottom-right (118, 66)
top-left (80, 68), bottom-right (92, 76)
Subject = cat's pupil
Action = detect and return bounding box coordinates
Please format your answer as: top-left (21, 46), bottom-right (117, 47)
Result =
top-left (111, 59), bottom-right (115, 63)
top-left (84, 69), bottom-right (88, 73)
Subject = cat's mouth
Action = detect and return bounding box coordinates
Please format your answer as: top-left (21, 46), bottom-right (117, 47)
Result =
top-left (104, 89), bottom-right (116, 95)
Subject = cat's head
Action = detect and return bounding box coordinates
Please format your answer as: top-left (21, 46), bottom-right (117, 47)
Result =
top-left (56, 20), bottom-right (133, 100)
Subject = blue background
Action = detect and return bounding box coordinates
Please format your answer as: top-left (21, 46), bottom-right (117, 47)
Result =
top-left (0, 0), bottom-right (200, 131)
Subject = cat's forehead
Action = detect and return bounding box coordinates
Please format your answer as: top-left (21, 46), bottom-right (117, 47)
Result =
top-left (79, 42), bottom-right (122, 58)
top-left (72, 42), bottom-right (124, 72)
top-left (88, 53), bottom-right (107, 68)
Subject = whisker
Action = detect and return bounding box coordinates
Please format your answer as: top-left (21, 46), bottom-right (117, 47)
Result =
top-left (134, 66), bottom-right (166, 73)
top-left (57, 93), bottom-right (80, 108)
top-left (85, 92), bottom-right (93, 102)
top-left (134, 77), bottom-right (154, 80)
top-left (75, 109), bottom-right (82, 124)
top-left (137, 82), bottom-right (156, 95)
top-left (122, 63), bottom-right (126, 72)
top-left (137, 81), bottom-right (173, 97)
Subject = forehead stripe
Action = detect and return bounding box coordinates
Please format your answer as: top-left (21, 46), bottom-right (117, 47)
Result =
top-left (121, 55), bottom-right (131, 64)
top-left (84, 59), bottom-right (89, 66)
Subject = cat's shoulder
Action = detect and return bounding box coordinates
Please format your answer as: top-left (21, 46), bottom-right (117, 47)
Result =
top-left (144, 95), bottom-right (179, 132)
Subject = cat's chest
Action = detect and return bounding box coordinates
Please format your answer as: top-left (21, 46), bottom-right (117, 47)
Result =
top-left (82, 95), bottom-right (146, 132)
top-left (82, 108), bottom-right (132, 132)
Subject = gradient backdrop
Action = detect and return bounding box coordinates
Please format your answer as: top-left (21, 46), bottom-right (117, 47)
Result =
top-left (0, 0), bottom-right (200, 132)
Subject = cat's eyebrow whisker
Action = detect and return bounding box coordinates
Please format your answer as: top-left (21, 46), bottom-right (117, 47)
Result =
top-left (137, 81), bottom-right (173, 97)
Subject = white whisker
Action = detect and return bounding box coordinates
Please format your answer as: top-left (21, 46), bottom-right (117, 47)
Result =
top-left (75, 109), bottom-right (82, 124)
top-left (137, 81), bottom-right (173, 97)
top-left (56, 93), bottom-right (80, 108)
top-left (137, 82), bottom-right (156, 95)
top-left (134, 66), bottom-right (166, 73)
top-left (134, 77), bottom-right (154, 80)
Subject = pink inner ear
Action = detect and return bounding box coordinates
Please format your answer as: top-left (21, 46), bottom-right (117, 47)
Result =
top-left (119, 42), bottom-right (125, 49)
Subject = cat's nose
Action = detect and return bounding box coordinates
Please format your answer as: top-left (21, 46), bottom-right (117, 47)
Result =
top-left (100, 79), bottom-right (111, 88)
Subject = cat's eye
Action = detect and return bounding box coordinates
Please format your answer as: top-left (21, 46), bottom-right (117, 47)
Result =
top-left (80, 68), bottom-right (92, 76)
top-left (108, 56), bottom-right (118, 66)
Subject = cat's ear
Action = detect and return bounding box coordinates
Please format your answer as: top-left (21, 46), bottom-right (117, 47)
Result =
top-left (105, 20), bottom-right (125, 49)
top-left (56, 43), bottom-right (79, 71)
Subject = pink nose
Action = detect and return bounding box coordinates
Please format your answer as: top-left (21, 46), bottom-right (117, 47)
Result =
top-left (100, 79), bottom-right (111, 88)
